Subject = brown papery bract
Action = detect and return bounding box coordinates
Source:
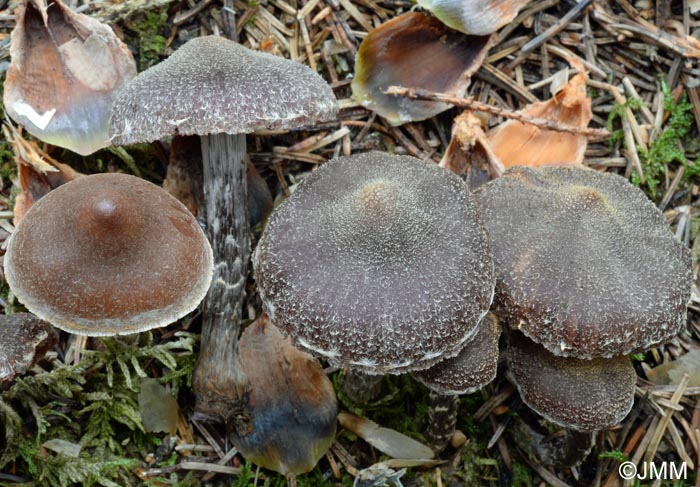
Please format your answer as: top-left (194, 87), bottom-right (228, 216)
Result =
top-left (351, 12), bottom-right (492, 125)
top-left (228, 315), bottom-right (337, 477)
top-left (4, 0), bottom-right (136, 155)
top-left (7, 127), bottom-right (83, 225)
top-left (487, 72), bottom-right (591, 168)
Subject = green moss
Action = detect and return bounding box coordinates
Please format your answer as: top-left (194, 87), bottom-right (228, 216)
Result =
top-left (606, 96), bottom-right (643, 150)
top-left (125, 8), bottom-right (169, 71)
top-left (510, 460), bottom-right (533, 487)
top-left (0, 333), bottom-right (198, 485)
top-left (598, 450), bottom-right (629, 462)
top-left (634, 82), bottom-right (696, 199)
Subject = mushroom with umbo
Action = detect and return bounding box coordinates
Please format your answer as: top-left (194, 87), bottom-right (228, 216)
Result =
top-left (254, 151), bottom-right (495, 450)
top-left (473, 165), bottom-right (692, 461)
top-left (4, 173), bottom-right (213, 335)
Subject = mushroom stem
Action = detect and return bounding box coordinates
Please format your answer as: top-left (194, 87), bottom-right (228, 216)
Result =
top-left (424, 391), bottom-right (459, 453)
top-left (341, 370), bottom-right (384, 404)
top-left (193, 132), bottom-right (250, 422)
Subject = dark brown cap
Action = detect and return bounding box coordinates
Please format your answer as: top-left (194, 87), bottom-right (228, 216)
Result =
top-left (4, 173), bottom-right (213, 335)
top-left (474, 166), bottom-right (692, 358)
top-left (0, 313), bottom-right (57, 388)
top-left (507, 331), bottom-right (635, 431)
top-left (412, 313), bottom-right (501, 395)
top-left (110, 36), bottom-right (338, 145)
top-left (254, 151), bottom-right (494, 374)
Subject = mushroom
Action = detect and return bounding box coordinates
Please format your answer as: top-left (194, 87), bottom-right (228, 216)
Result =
top-left (351, 12), bottom-right (493, 125)
top-left (229, 314), bottom-right (337, 478)
top-left (4, 173), bottom-right (213, 335)
top-left (4, 0), bottom-right (136, 155)
top-left (506, 330), bottom-right (635, 432)
top-left (412, 313), bottom-right (501, 396)
top-left (254, 151), bottom-right (494, 374)
top-left (473, 165), bottom-right (692, 358)
top-left (0, 313), bottom-right (57, 389)
top-left (254, 151), bottom-right (494, 452)
top-left (472, 165), bottom-right (692, 461)
top-left (109, 35), bottom-right (337, 422)
top-left (412, 313), bottom-right (501, 451)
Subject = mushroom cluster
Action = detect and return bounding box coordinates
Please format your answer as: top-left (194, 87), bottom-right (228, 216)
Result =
top-left (253, 151), bottom-right (498, 450)
top-left (473, 166), bottom-right (692, 432)
top-left (254, 151), bottom-right (494, 375)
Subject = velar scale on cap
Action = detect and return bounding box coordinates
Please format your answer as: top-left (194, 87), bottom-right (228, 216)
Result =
top-left (4, 173), bottom-right (214, 336)
top-left (474, 165), bottom-right (693, 359)
top-left (109, 35), bottom-right (338, 142)
top-left (254, 151), bottom-right (495, 374)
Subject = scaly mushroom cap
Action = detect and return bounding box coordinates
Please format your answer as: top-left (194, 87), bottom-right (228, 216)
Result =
top-left (254, 152), bottom-right (494, 374)
top-left (229, 315), bottom-right (337, 476)
top-left (0, 313), bottom-right (57, 388)
top-left (474, 166), bottom-right (692, 358)
top-left (110, 36), bottom-right (338, 145)
top-left (507, 331), bottom-right (635, 431)
top-left (412, 313), bottom-right (501, 395)
top-left (4, 173), bottom-right (214, 336)
top-left (4, 0), bottom-right (136, 155)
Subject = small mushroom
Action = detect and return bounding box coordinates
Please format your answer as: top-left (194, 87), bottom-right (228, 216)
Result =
top-left (254, 151), bottom-right (494, 374)
top-left (412, 313), bottom-right (501, 396)
top-left (473, 165), bottom-right (692, 358)
top-left (0, 313), bottom-right (57, 389)
top-left (4, 173), bottom-right (213, 335)
top-left (411, 313), bottom-right (501, 451)
top-left (229, 314), bottom-right (337, 478)
top-left (507, 330), bottom-right (635, 431)
top-left (109, 36), bottom-right (337, 421)
top-left (4, 0), bottom-right (136, 155)
top-left (351, 12), bottom-right (493, 125)
top-left (415, 0), bottom-right (530, 35)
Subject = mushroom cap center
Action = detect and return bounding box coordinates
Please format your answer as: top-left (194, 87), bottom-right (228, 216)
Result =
top-left (355, 179), bottom-right (398, 217)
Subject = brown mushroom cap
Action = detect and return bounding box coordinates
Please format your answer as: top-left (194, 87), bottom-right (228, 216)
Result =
top-left (4, 173), bottom-right (213, 335)
top-left (507, 331), bottom-right (635, 431)
top-left (474, 166), bottom-right (692, 358)
top-left (0, 313), bottom-right (57, 388)
top-left (110, 36), bottom-right (338, 145)
top-left (412, 313), bottom-right (501, 395)
top-left (254, 151), bottom-right (494, 374)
